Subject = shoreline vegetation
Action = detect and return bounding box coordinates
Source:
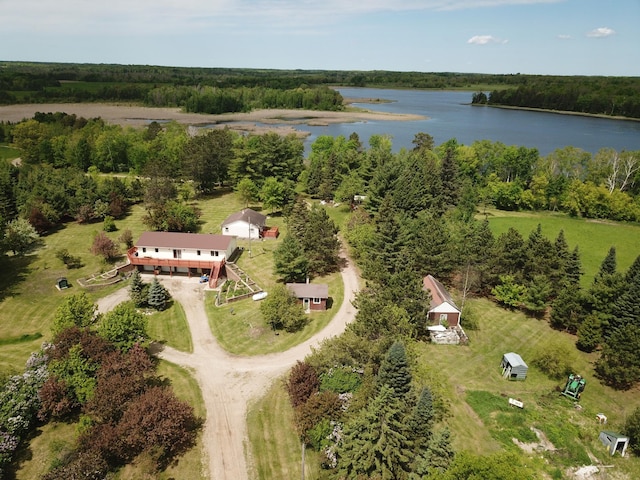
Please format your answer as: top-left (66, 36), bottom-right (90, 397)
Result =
top-left (472, 102), bottom-right (640, 123)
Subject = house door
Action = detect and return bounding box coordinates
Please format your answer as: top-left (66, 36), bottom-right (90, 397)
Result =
top-left (173, 249), bottom-right (182, 259)
top-left (303, 298), bottom-right (310, 311)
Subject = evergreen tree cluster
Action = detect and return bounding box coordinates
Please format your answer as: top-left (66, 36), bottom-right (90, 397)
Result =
top-left (273, 199), bottom-right (341, 281)
top-left (291, 341), bottom-right (454, 478)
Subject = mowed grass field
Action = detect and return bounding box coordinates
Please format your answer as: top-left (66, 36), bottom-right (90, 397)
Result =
top-left (484, 208), bottom-right (640, 285)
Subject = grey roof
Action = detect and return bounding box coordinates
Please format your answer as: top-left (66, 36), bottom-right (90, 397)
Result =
top-left (423, 275), bottom-right (460, 311)
top-left (286, 283), bottom-right (329, 299)
top-left (222, 208), bottom-right (267, 227)
top-left (136, 232), bottom-right (233, 250)
top-left (503, 352), bottom-right (528, 368)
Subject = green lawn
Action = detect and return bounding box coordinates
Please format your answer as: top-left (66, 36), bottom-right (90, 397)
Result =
top-left (484, 208), bottom-right (640, 285)
top-left (247, 382), bottom-right (322, 480)
top-left (147, 300), bottom-right (193, 352)
top-left (1, 145), bottom-right (21, 162)
top-left (414, 297), bottom-right (640, 476)
top-left (207, 268), bottom-right (343, 356)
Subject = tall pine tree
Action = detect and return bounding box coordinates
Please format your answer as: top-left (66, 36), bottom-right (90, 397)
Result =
top-left (336, 385), bottom-right (413, 479)
top-left (377, 340), bottom-right (412, 398)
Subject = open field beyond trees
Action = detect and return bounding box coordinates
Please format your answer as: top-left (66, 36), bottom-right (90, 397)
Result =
top-left (483, 208), bottom-right (640, 286)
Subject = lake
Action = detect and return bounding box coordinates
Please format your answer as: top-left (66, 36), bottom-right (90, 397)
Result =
top-left (273, 88), bottom-right (640, 156)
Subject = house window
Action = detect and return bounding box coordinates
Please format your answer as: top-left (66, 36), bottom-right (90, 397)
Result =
top-left (155, 248), bottom-right (158, 253)
top-left (224, 227), bottom-right (229, 232)
top-left (197, 250), bottom-right (201, 256)
top-left (211, 250), bottom-right (219, 257)
top-left (439, 314), bottom-right (448, 323)
top-left (142, 247), bottom-right (146, 253)
top-left (313, 297), bottom-right (321, 304)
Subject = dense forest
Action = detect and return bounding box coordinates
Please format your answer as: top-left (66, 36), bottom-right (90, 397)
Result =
top-left (472, 76), bottom-right (640, 119)
top-left (2, 61), bottom-right (640, 118)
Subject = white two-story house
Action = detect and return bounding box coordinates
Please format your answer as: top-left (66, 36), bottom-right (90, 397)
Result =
top-left (127, 232), bottom-right (237, 287)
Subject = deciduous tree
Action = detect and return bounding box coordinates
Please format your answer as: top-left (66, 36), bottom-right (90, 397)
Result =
top-left (3, 218), bottom-right (39, 255)
top-left (286, 361), bottom-right (319, 408)
top-left (52, 293), bottom-right (98, 336)
top-left (97, 302), bottom-right (148, 352)
top-left (90, 231), bottom-right (119, 261)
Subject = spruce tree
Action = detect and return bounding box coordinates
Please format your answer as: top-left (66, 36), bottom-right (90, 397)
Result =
top-left (492, 227), bottom-right (526, 280)
top-left (424, 428), bottom-right (455, 474)
top-left (337, 385), bottom-right (412, 479)
top-left (439, 138), bottom-right (460, 208)
top-left (128, 270), bottom-right (147, 308)
top-left (147, 277), bottom-right (169, 311)
top-left (576, 313), bottom-right (602, 353)
top-left (611, 254), bottom-right (640, 329)
top-left (378, 340), bottom-right (412, 398)
top-left (273, 234), bottom-right (309, 283)
top-left (408, 387), bottom-right (435, 449)
top-left (595, 324), bottom-right (640, 390)
top-left (523, 224), bottom-right (554, 280)
top-left (598, 246), bottom-right (617, 277)
top-left (564, 246), bottom-right (583, 286)
top-left (550, 229), bottom-right (570, 290)
top-left (550, 286), bottom-right (584, 333)
top-left (363, 195), bottom-right (405, 281)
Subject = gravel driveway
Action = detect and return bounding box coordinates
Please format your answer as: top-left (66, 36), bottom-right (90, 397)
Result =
top-left (97, 253), bottom-right (360, 479)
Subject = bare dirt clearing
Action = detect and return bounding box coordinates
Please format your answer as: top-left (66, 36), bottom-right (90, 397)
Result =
top-left (96, 254), bottom-right (360, 480)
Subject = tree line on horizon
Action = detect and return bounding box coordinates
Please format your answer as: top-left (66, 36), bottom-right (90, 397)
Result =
top-left (2, 61), bottom-right (640, 119)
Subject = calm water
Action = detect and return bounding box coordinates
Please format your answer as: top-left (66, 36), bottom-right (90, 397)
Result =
top-left (271, 88), bottom-right (640, 156)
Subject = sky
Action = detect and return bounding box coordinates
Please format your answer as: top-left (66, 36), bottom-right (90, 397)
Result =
top-left (1, 0), bottom-right (639, 76)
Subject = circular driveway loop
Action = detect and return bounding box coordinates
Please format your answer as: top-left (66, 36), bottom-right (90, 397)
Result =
top-left (97, 254), bottom-right (359, 480)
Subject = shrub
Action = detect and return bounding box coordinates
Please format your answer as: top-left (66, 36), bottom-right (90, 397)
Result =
top-left (118, 229), bottom-right (134, 249)
top-left (103, 215), bottom-right (116, 232)
top-left (320, 366), bottom-right (362, 394)
top-left (531, 342), bottom-right (576, 380)
top-left (55, 248), bottom-right (83, 269)
top-left (624, 406), bottom-right (640, 455)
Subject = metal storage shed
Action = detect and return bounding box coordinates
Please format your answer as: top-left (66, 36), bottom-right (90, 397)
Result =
top-left (599, 431), bottom-right (629, 456)
top-left (501, 352), bottom-right (528, 381)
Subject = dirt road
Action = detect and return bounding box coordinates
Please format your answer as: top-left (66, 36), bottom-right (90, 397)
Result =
top-left (97, 254), bottom-right (360, 480)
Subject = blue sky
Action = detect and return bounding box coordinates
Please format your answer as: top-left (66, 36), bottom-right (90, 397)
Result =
top-left (1, 0), bottom-right (638, 75)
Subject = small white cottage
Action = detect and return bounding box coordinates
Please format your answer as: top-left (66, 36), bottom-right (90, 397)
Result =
top-left (221, 208), bottom-right (267, 239)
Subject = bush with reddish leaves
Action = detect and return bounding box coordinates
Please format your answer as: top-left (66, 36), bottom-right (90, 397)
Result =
top-left (286, 361), bottom-right (319, 408)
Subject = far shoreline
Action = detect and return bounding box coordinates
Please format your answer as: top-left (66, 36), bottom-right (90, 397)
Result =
top-left (472, 103), bottom-right (640, 123)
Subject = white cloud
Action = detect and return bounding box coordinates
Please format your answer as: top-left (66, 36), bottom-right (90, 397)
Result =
top-left (586, 27), bottom-right (616, 38)
top-left (467, 35), bottom-right (508, 45)
top-left (557, 34), bottom-right (571, 40)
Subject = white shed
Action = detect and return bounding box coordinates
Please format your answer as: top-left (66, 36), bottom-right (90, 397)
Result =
top-left (599, 431), bottom-right (629, 456)
top-left (501, 352), bottom-right (528, 381)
